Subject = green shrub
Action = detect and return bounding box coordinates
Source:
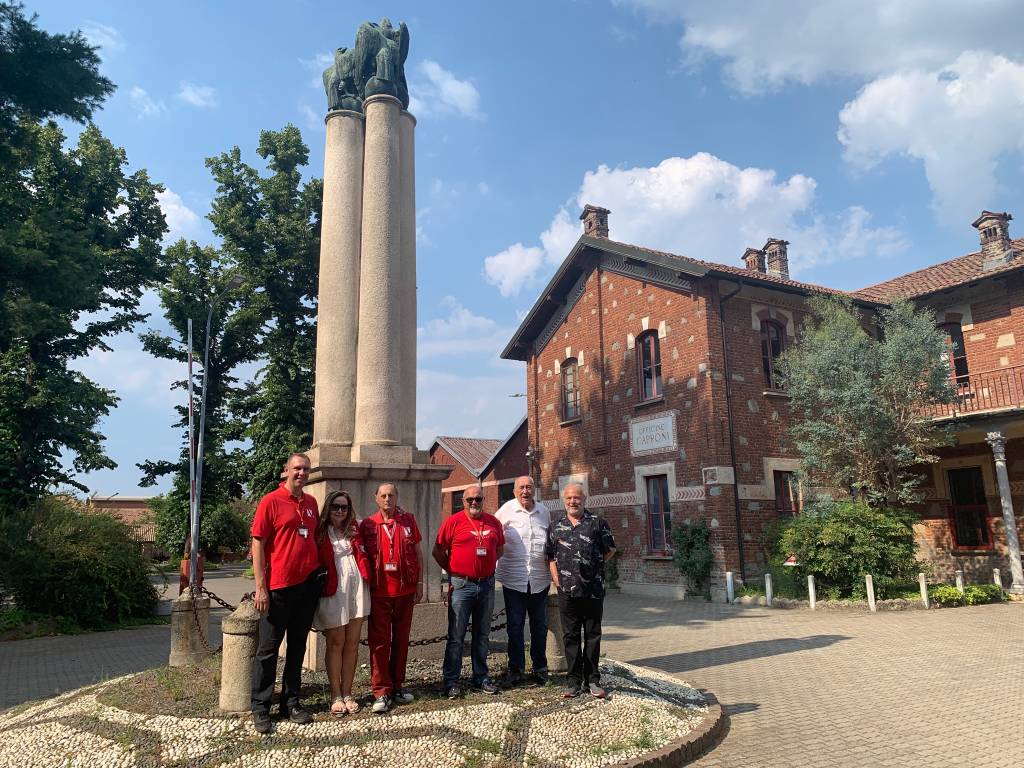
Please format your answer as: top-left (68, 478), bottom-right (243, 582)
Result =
top-left (152, 495), bottom-right (250, 557)
top-left (671, 519), bottom-right (713, 592)
top-left (775, 500), bottom-right (918, 599)
top-left (964, 583), bottom-right (1005, 605)
top-left (0, 496), bottom-right (157, 627)
top-left (929, 584), bottom-right (964, 607)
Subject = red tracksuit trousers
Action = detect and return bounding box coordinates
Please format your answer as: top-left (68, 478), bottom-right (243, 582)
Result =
top-left (368, 592), bottom-right (416, 698)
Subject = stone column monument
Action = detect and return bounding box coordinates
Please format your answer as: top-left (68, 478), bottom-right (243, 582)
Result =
top-left (306, 19), bottom-right (450, 605)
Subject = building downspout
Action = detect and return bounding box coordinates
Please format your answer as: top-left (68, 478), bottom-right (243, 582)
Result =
top-left (718, 279), bottom-right (746, 582)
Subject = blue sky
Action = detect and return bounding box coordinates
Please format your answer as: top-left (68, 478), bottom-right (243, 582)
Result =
top-left (30, 0), bottom-right (1024, 496)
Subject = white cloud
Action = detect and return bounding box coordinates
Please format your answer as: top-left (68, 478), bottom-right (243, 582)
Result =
top-left (616, 0), bottom-right (1024, 93)
top-left (81, 21), bottom-right (123, 53)
top-left (839, 51), bottom-right (1024, 222)
top-left (129, 86), bottom-right (166, 118)
top-left (416, 368), bottom-right (525, 450)
top-left (484, 152), bottom-right (906, 295)
top-left (478, 181), bottom-right (491, 196)
top-left (409, 60), bottom-right (483, 120)
top-left (156, 188), bottom-right (200, 242)
top-left (301, 51), bottom-right (335, 89)
top-left (300, 103), bottom-right (324, 132)
top-left (417, 296), bottom-right (516, 359)
top-left (177, 82), bottom-right (217, 108)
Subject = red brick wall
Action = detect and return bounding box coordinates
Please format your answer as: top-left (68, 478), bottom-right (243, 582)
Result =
top-left (430, 426), bottom-right (529, 519)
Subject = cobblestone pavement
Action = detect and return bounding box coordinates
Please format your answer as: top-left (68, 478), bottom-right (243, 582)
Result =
top-left (601, 596), bottom-right (1024, 768)
top-left (2, 581), bottom-right (1022, 768)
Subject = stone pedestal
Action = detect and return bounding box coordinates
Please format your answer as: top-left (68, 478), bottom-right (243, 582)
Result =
top-left (169, 592), bottom-right (210, 667)
top-left (545, 599), bottom-right (567, 673)
top-left (219, 601), bottom-right (260, 712)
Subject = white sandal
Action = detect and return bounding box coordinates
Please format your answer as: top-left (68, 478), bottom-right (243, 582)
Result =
top-left (343, 695), bottom-right (360, 714)
top-left (331, 696), bottom-right (347, 717)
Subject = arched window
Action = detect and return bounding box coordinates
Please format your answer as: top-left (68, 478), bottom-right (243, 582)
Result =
top-left (561, 358), bottom-right (580, 421)
top-left (938, 322), bottom-right (970, 385)
top-left (637, 331), bottom-right (662, 400)
top-left (760, 319), bottom-right (786, 390)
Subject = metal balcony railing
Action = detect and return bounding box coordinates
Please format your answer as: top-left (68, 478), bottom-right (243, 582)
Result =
top-left (925, 365), bottom-right (1024, 418)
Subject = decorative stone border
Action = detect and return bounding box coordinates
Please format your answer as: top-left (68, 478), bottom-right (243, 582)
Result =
top-left (617, 690), bottom-right (724, 768)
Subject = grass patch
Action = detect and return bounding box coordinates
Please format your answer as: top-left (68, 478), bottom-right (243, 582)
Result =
top-left (98, 654), bottom-right (222, 717)
top-left (0, 607), bottom-right (169, 641)
top-left (590, 741), bottom-right (629, 756)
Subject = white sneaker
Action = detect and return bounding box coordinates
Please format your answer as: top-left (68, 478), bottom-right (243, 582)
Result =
top-left (371, 695), bottom-right (390, 714)
top-left (392, 690), bottom-right (415, 705)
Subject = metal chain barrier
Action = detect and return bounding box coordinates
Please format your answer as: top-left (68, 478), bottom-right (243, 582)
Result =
top-left (192, 585), bottom-right (507, 650)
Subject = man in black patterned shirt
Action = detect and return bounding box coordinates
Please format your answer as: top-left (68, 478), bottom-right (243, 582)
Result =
top-left (545, 482), bottom-right (616, 699)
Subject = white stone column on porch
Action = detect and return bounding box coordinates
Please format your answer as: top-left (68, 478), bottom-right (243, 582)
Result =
top-left (398, 109), bottom-right (417, 449)
top-left (312, 109), bottom-right (364, 449)
top-left (984, 431), bottom-right (1024, 593)
top-left (353, 94), bottom-right (404, 451)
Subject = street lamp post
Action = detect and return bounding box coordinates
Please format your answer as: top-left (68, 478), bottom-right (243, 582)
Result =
top-left (188, 275), bottom-right (244, 590)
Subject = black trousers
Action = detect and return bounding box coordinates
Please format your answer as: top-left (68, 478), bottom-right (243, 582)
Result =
top-left (558, 593), bottom-right (604, 687)
top-left (251, 574), bottom-right (320, 714)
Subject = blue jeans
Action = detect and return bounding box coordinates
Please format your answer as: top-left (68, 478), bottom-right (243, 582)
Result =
top-left (503, 584), bottom-right (549, 674)
top-left (442, 575), bottom-right (495, 688)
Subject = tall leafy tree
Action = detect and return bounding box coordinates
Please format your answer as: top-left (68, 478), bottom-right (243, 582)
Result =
top-left (0, 5), bottom-right (165, 511)
top-left (206, 126), bottom-right (322, 497)
top-left (781, 296), bottom-right (955, 505)
top-left (138, 240), bottom-right (258, 549)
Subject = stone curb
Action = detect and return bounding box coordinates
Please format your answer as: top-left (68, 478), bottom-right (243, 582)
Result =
top-left (615, 689), bottom-right (725, 768)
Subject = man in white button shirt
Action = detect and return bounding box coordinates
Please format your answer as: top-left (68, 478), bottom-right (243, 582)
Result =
top-left (495, 476), bottom-right (552, 686)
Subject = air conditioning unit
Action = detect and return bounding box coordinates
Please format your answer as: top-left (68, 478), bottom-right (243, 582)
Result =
top-left (702, 466), bottom-right (735, 485)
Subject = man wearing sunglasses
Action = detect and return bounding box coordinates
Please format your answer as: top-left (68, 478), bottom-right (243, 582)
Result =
top-left (432, 484), bottom-right (505, 698)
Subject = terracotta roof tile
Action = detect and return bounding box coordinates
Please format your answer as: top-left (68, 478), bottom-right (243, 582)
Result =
top-left (853, 237), bottom-right (1024, 302)
top-left (434, 436), bottom-right (504, 476)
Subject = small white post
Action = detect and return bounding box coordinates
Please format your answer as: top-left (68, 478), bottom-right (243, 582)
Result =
top-left (955, 570), bottom-right (965, 595)
top-left (764, 572), bottom-right (774, 607)
top-left (726, 571), bottom-right (735, 603)
top-left (807, 574), bottom-right (817, 610)
top-left (993, 568), bottom-right (1002, 589)
top-left (918, 572), bottom-right (929, 609)
top-left (865, 574), bottom-right (876, 612)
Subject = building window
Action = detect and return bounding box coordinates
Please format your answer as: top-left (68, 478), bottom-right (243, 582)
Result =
top-left (645, 474), bottom-right (672, 553)
top-left (498, 482), bottom-right (515, 506)
top-left (774, 471), bottom-right (801, 517)
top-left (637, 331), bottom-right (662, 400)
top-left (760, 319), bottom-right (786, 390)
top-left (561, 358), bottom-right (580, 421)
top-left (939, 323), bottom-right (970, 385)
top-left (452, 489), bottom-right (464, 514)
top-left (947, 467), bottom-right (992, 548)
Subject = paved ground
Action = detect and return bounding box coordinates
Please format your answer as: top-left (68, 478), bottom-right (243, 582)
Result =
top-left (2, 574), bottom-right (1022, 767)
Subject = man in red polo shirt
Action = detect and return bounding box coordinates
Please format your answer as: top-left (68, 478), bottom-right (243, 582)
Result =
top-left (250, 452), bottom-right (321, 734)
top-left (432, 484), bottom-right (505, 698)
top-left (359, 483), bottom-right (424, 714)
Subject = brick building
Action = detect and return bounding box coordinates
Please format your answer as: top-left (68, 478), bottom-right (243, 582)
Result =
top-left (501, 204), bottom-right (1024, 599)
top-left (88, 495), bottom-right (158, 556)
top-left (430, 416), bottom-right (529, 518)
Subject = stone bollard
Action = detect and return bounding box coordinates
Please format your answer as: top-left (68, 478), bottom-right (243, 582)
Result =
top-left (955, 570), bottom-right (965, 595)
top-left (807, 575), bottom-right (817, 610)
top-left (764, 573), bottom-right (774, 607)
top-left (918, 572), bottom-right (930, 609)
top-left (545, 599), bottom-right (567, 673)
top-left (169, 590), bottom-right (210, 667)
top-left (865, 574), bottom-right (876, 612)
top-left (219, 599), bottom-right (261, 713)
top-left (725, 572), bottom-right (735, 603)
top-left (993, 568), bottom-right (1002, 589)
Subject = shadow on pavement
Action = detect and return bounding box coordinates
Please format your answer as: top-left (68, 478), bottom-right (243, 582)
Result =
top-left (628, 634), bottom-right (850, 673)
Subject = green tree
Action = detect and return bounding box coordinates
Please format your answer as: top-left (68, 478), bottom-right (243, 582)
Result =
top-left (781, 296), bottom-right (955, 505)
top-left (138, 241), bottom-right (258, 551)
top-left (0, 5), bottom-right (165, 512)
top-left (206, 126), bottom-right (322, 497)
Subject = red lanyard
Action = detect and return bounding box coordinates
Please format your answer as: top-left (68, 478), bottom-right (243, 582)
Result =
top-left (381, 517), bottom-right (397, 561)
top-left (464, 510), bottom-right (485, 545)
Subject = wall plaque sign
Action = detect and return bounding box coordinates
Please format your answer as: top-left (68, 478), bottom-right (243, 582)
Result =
top-left (629, 411), bottom-right (678, 457)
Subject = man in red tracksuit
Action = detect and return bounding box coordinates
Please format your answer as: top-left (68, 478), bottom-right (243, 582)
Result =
top-left (359, 482), bottom-right (423, 714)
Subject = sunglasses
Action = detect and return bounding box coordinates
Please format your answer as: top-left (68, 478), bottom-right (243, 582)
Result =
top-left (464, 497), bottom-right (484, 503)
top-left (330, 503), bottom-right (350, 511)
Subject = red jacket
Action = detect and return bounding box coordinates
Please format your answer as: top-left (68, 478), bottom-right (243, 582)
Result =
top-left (317, 524), bottom-right (371, 597)
top-left (358, 508), bottom-right (421, 593)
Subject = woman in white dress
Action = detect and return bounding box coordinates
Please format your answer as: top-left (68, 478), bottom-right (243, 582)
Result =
top-left (314, 490), bottom-right (371, 716)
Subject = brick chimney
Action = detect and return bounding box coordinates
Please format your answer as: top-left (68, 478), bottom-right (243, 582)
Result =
top-left (580, 204), bottom-right (610, 239)
top-left (763, 238), bottom-right (790, 278)
top-left (742, 247), bottom-right (765, 273)
top-left (972, 210), bottom-right (1014, 266)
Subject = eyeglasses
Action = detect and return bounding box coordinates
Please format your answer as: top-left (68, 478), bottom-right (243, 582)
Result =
top-left (331, 503), bottom-right (350, 511)
top-left (464, 497), bottom-right (484, 504)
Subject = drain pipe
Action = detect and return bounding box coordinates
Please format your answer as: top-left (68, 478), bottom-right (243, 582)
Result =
top-left (718, 279), bottom-right (746, 582)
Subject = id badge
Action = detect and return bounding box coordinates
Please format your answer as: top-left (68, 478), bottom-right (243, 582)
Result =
top-left (297, 526), bottom-right (309, 539)
top-left (384, 562), bottom-right (398, 572)
top-left (476, 547), bottom-right (487, 557)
